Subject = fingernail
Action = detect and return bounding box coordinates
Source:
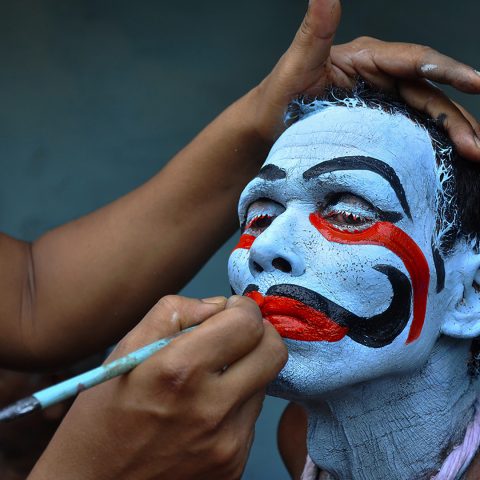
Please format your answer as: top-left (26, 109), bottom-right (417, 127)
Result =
top-left (201, 296), bottom-right (227, 306)
top-left (474, 69), bottom-right (480, 76)
top-left (226, 295), bottom-right (242, 308)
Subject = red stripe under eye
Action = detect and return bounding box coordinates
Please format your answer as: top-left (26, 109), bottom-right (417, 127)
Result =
top-left (233, 234), bottom-right (256, 252)
top-left (233, 215), bottom-right (274, 252)
top-left (309, 212), bottom-right (429, 344)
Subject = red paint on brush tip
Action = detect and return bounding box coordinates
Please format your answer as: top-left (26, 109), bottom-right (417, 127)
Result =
top-left (309, 213), bottom-right (430, 344)
top-left (245, 290), bottom-right (349, 342)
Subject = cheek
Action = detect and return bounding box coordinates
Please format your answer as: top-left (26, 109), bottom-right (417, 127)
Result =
top-left (309, 213), bottom-right (430, 344)
top-left (227, 250), bottom-right (252, 294)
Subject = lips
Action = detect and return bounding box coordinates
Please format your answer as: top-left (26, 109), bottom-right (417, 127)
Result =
top-left (242, 271), bottom-right (412, 348)
top-left (245, 290), bottom-right (349, 342)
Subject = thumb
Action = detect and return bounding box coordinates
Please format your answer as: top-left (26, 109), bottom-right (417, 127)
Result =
top-left (107, 295), bottom-right (227, 360)
top-left (284, 0), bottom-right (341, 84)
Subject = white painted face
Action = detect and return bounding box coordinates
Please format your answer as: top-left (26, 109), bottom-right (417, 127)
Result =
top-left (228, 106), bottom-right (452, 400)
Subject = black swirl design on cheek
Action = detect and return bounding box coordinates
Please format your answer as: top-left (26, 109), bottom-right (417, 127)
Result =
top-left (244, 264), bottom-right (412, 348)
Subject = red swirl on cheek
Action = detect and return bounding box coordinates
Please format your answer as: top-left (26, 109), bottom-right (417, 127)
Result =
top-left (309, 213), bottom-right (430, 344)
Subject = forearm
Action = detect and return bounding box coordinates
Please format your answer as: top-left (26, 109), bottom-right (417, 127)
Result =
top-left (3, 88), bottom-right (271, 369)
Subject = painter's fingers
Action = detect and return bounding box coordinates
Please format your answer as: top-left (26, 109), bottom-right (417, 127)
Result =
top-left (162, 296), bottom-right (267, 373)
top-left (263, 0), bottom-right (341, 99)
top-left (453, 100), bottom-right (480, 138)
top-left (398, 79), bottom-right (480, 161)
top-left (330, 42), bottom-right (397, 92)
top-left (219, 321), bottom-right (287, 407)
top-left (226, 389), bottom-right (265, 454)
top-left (253, 0), bottom-right (341, 140)
top-left (107, 295), bottom-right (227, 360)
top-left (286, 0), bottom-right (341, 73)
top-left (333, 37), bottom-right (480, 94)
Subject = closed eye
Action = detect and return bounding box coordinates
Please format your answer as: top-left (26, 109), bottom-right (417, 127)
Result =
top-left (243, 199), bottom-right (285, 235)
top-left (324, 209), bottom-right (375, 232)
top-left (246, 214), bottom-right (274, 232)
top-left (321, 193), bottom-right (377, 232)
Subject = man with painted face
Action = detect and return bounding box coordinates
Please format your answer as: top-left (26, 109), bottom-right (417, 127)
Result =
top-left (3, 0), bottom-right (480, 477)
top-left (228, 83), bottom-right (480, 479)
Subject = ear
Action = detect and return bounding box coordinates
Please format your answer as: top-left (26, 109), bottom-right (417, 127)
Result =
top-left (441, 252), bottom-right (480, 339)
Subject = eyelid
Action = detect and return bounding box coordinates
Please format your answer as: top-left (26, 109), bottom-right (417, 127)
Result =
top-left (323, 193), bottom-right (376, 214)
top-left (322, 194), bottom-right (403, 224)
top-left (310, 173), bottom-right (405, 220)
top-left (238, 180), bottom-right (285, 223)
top-left (242, 199), bottom-right (285, 232)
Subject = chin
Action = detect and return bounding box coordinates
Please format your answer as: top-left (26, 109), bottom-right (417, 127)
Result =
top-left (266, 341), bottom-right (351, 401)
top-left (268, 337), bottom-right (408, 401)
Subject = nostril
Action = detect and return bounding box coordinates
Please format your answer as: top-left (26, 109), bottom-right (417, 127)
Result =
top-left (252, 261), bottom-right (264, 273)
top-left (272, 257), bottom-right (292, 273)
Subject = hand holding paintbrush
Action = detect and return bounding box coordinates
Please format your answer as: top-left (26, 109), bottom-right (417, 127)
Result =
top-left (26, 295), bottom-right (286, 480)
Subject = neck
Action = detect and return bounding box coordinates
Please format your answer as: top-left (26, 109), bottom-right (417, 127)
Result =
top-left (304, 337), bottom-right (478, 480)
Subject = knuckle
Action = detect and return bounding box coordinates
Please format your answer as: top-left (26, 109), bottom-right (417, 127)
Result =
top-left (157, 356), bottom-right (196, 393)
top-left (229, 306), bottom-right (263, 336)
top-left (150, 295), bottom-right (185, 329)
top-left (271, 342), bottom-right (289, 372)
top-left (296, 18), bottom-right (314, 48)
top-left (195, 406), bottom-right (224, 433)
top-left (351, 48), bottom-right (374, 66)
top-left (414, 44), bottom-right (433, 58)
top-left (264, 329), bottom-right (289, 369)
top-left (212, 436), bottom-right (241, 468)
top-left (423, 93), bottom-right (440, 112)
top-left (300, 15), bottom-right (312, 37)
top-left (353, 35), bottom-right (375, 46)
top-left (156, 294), bottom-right (182, 314)
top-left (276, 341), bottom-right (289, 367)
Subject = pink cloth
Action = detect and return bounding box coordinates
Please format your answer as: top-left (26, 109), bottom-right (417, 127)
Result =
top-left (301, 454), bottom-right (318, 480)
top-left (301, 400), bottom-right (480, 480)
top-left (431, 400), bottom-right (480, 480)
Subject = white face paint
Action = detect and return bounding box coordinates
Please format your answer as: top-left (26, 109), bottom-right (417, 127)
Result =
top-left (228, 106), bottom-right (451, 399)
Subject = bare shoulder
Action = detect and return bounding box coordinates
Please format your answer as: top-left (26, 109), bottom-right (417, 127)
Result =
top-left (278, 402), bottom-right (309, 480)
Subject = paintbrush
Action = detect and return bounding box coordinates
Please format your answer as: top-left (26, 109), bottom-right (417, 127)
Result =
top-left (0, 326), bottom-right (196, 423)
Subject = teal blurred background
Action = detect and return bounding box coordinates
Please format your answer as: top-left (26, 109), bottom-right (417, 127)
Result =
top-left (0, 1), bottom-right (478, 477)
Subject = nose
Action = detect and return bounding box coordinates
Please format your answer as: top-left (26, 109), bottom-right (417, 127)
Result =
top-left (248, 236), bottom-right (305, 277)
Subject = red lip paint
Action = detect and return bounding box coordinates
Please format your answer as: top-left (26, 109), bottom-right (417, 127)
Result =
top-left (246, 290), bottom-right (349, 342)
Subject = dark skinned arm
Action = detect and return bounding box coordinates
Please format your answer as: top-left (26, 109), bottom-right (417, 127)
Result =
top-left (1, 0), bottom-right (479, 369)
